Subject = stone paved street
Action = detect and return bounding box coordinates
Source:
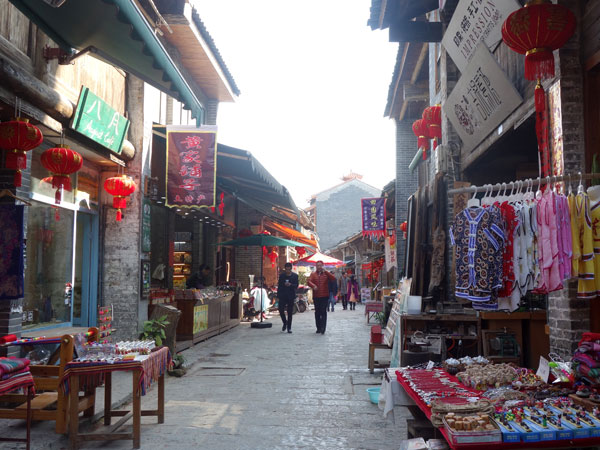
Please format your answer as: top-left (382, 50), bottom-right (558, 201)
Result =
top-left (0, 304), bottom-right (409, 449)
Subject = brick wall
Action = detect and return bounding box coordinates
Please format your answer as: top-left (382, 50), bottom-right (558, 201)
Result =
top-left (548, 0), bottom-right (589, 358)
top-left (395, 119), bottom-right (418, 275)
top-left (233, 201), bottom-right (264, 290)
top-left (102, 75), bottom-right (145, 341)
top-left (316, 182), bottom-right (381, 251)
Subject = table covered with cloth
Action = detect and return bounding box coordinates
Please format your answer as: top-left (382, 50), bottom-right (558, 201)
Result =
top-left (61, 347), bottom-right (171, 396)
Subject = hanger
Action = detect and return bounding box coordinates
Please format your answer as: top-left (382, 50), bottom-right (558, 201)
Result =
top-left (0, 189), bottom-right (31, 206)
top-left (578, 171), bottom-right (584, 194)
top-left (466, 186), bottom-right (480, 208)
top-left (568, 174), bottom-right (573, 195)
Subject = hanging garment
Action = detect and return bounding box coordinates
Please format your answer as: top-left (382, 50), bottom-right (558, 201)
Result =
top-left (590, 195), bottom-right (600, 296)
top-left (557, 193), bottom-right (573, 280)
top-left (450, 206), bottom-right (504, 304)
top-left (497, 201), bottom-right (522, 311)
top-left (569, 192), bottom-right (581, 277)
top-left (534, 189), bottom-right (563, 294)
top-left (573, 192), bottom-right (596, 298)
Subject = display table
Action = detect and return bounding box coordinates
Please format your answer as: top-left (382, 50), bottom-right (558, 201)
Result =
top-left (176, 293), bottom-right (235, 344)
top-left (61, 347), bottom-right (171, 450)
top-left (395, 368), bottom-right (600, 450)
top-left (0, 369), bottom-right (34, 450)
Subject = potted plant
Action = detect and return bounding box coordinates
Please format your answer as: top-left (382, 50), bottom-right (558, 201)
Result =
top-left (139, 315), bottom-right (169, 346)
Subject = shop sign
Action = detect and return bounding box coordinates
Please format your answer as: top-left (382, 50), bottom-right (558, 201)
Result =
top-left (166, 126), bottom-right (217, 209)
top-left (71, 87), bottom-right (130, 155)
top-left (385, 231), bottom-right (397, 272)
top-left (444, 44), bottom-right (522, 152)
top-left (442, 0), bottom-right (519, 73)
top-left (141, 260), bottom-right (151, 300)
top-left (142, 198), bottom-right (151, 253)
top-left (361, 198), bottom-right (386, 239)
top-left (0, 205), bottom-right (24, 300)
top-left (193, 305), bottom-right (208, 334)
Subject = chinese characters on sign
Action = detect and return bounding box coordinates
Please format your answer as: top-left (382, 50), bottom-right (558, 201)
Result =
top-left (385, 231), bottom-right (398, 272)
top-left (71, 87), bottom-right (130, 154)
top-left (166, 127), bottom-right (217, 209)
top-left (548, 81), bottom-right (564, 189)
top-left (442, 0), bottom-right (519, 73)
top-left (444, 44), bottom-right (522, 152)
top-left (361, 198), bottom-right (386, 239)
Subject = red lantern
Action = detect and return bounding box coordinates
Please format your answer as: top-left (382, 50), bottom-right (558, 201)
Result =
top-left (412, 119), bottom-right (430, 160)
top-left (400, 221), bottom-right (408, 239)
top-left (501, 1), bottom-right (576, 81)
top-left (40, 146), bottom-right (83, 204)
top-left (268, 250), bottom-right (278, 268)
top-left (262, 246), bottom-right (268, 258)
top-left (422, 105), bottom-right (442, 149)
top-left (218, 192), bottom-right (225, 216)
top-left (0, 118), bottom-right (43, 187)
top-left (103, 174), bottom-right (136, 222)
top-left (296, 246), bottom-right (306, 258)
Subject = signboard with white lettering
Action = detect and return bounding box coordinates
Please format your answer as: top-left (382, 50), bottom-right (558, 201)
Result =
top-left (71, 87), bottom-right (130, 154)
top-left (444, 44), bottom-right (522, 152)
top-left (442, 0), bottom-right (519, 73)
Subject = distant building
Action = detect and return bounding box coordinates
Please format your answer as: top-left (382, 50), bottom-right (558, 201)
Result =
top-left (306, 172), bottom-right (381, 251)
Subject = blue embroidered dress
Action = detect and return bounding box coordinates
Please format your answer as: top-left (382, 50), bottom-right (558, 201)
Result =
top-left (450, 206), bottom-right (505, 306)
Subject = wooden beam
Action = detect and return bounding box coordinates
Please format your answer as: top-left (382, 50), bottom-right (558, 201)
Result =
top-left (394, 0), bottom-right (439, 21)
top-left (389, 21), bottom-right (443, 43)
top-left (403, 82), bottom-right (429, 102)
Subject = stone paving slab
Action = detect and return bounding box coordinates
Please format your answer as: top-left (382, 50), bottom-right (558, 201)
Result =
top-left (0, 304), bottom-right (409, 449)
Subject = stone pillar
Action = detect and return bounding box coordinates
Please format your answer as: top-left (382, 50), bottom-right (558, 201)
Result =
top-left (101, 74), bottom-right (145, 341)
top-left (548, 0), bottom-right (589, 358)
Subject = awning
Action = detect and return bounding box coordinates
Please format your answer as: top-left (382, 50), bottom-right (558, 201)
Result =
top-left (264, 220), bottom-right (317, 248)
top-left (9, 0), bottom-right (204, 123)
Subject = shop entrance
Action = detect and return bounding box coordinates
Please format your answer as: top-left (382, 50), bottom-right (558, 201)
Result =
top-left (72, 212), bottom-right (99, 327)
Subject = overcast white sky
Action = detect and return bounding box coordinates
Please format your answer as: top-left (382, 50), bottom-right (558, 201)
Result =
top-left (193, 1), bottom-right (398, 208)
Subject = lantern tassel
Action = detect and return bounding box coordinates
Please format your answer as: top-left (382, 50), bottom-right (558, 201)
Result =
top-left (525, 50), bottom-right (555, 81)
top-left (55, 188), bottom-right (62, 205)
top-left (116, 209), bottom-right (122, 222)
top-left (13, 170), bottom-right (21, 188)
top-left (535, 81), bottom-right (546, 113)
top-left (54, 207), bottom-right (60, 221)
top-left (534, 80), bottom-right (551, 183)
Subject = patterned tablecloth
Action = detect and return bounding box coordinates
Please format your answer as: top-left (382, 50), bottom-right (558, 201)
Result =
top-left (61, 347), bottom-right (171, 396)
top-left (0, 370), bottom-right (35, 396)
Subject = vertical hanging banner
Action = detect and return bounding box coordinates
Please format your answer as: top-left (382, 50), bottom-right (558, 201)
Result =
top-left (166, 125), bottom-right (217, 209)
top-left (385, 230), bottom-right (398, 272)
top-left (361, 198), bottom-right (386, 239)
top-left (0, 205), bottom-right (24, 300)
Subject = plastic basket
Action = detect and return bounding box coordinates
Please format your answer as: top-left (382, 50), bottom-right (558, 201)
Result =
top-left (367, 387), bottom-right (380, 404)
top-left (443, 414), bottom-right (501, 445)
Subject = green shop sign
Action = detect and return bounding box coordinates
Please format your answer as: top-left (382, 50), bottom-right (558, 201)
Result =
top-left (71, 87), bottom-right (130, 154)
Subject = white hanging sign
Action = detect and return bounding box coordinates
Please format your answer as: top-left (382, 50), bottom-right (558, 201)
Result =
top-left (444, 44), bottom-right (522, 152)
top-left (442, 0), bottom-right (520, 73)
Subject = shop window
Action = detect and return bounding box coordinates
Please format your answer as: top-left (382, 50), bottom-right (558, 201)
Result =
top-left (23, 202), bottom-right (74, 329)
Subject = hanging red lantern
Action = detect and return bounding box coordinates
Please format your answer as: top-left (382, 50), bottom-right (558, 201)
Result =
top-left (295, 246), bottom-right (306, 258)
top-left (0, 118), bottom-right (43, 187)
top-left (103, 174), bottom-right (137, 222)
top-left (400, 221), bottom-right (408, 239)
top-left (268, 249), bottom-right (278, 268)
top-left (218, 192), bottom-right (225, 216)
top-left (262, 245), bottom-right (268, 258)
top-left (40, 146), bottom-right (83, 204)
top-left (412, 119), bottom-right (430, 160)
top-left (501, 1), bottom-right (576, 81)
top-left (422, 105), bottom-right (442, 149)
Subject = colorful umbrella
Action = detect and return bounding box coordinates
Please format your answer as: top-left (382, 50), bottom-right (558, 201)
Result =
top-left (291, 251), bottom-right (344, 267)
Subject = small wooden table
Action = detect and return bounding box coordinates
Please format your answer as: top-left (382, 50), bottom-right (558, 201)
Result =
top-left (364, 301), bottom-right (383, 323)
top-left (368, 342), bottom-right (391, 373)
top-left (63, 347), bottom-right (170, 450)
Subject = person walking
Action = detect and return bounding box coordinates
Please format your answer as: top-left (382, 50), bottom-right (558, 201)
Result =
top-left (277, 262), bottom-right (298, 333)
top-left (348, 275), bottom-right (360, 310)
top-left (338, 272), bottom-right (349, 310)
top-left (327, 277), bottom-right (338, 312)
top-left (307, 261), bottom-right (336, 334)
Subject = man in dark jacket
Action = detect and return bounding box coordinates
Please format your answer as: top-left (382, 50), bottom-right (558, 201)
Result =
top-left (277, 262), bottom-right (299, 333)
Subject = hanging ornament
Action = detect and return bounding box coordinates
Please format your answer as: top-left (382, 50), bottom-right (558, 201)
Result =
top-left (218, 192), bottom-right (225, 216)
top-left (412, 119), bottom-right (430, 160)
top-left (268, 249), bottom-right (278, 268)
top-left (400, 221), bottom-right (408, 239)
top-left (103, 174), bottom-right (137, 222)
top-left (0, 118), bottom-right (43, 187)
top-left (501, 1), bottom-right (575, 81)
top-left (40, 146), bottom-right (83, 204)
top-left (262, 245), bottom-right (268, 258)
top-left (422, 105), bottom-right (442, 149)
top-left (296, 246), bottom-right (306, 258)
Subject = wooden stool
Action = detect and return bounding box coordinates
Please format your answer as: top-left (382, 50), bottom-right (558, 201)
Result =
top-left (368, 342), bottom-right (390, 373)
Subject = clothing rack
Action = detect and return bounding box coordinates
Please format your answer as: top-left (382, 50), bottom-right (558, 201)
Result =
top-left (447, 173), bottom-right (599, 195)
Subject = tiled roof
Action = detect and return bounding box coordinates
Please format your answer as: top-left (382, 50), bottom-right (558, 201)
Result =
top-left (190, 8), bottom-right (241, 96)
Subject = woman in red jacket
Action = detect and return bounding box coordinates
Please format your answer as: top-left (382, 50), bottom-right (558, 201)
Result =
top-left (307, 261), bottom-right (336, 334)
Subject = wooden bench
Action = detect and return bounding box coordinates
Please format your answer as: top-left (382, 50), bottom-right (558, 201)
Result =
top-left (368, 342), bottom-right (391, 373)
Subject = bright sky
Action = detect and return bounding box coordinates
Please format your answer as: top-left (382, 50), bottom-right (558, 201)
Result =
top-left (193, 1), bottom-right (398, 208)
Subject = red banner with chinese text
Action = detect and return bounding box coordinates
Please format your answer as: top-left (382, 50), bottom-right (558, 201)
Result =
top-left (166, 126), bottom-right (217, 208)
